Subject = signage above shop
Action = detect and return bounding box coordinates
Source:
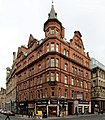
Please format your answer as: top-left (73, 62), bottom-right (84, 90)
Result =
top-left (59, 99), bottom-right (67, 104)
top-left (79, 100), bottom-right (89, 104)
top-left (36, 99), bottom-right (48, 105)
top-left (50, 99), bottom-right (58, 104)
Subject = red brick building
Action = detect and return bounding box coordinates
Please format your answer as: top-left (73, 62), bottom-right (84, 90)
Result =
top-left (16, 4), bottom-right (91, 117)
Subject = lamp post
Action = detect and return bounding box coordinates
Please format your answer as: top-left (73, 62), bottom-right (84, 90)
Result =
top-left (11, 100), bottom-right (12, 111)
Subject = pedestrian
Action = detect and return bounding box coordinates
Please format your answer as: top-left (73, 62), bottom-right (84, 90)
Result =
top-left (5, 114), bottom-right (10, 120)
top-left (101, 110), bottom-right (103, 114)
top-left (75, 107), bottom-right (78, 116)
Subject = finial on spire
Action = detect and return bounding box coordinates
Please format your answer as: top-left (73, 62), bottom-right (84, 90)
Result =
top-left (48, 0), bottom-right (57, 19)
top-left (52, 0), bottom-right (54, 5)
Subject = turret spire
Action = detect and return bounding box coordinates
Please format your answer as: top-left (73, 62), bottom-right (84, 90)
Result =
top-left (48, 0), bottom-right (57, 19)
top-left (52, 0), bottom-right (54, 5)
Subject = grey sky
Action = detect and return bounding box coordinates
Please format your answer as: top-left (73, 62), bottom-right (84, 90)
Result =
top-left (0, 0), bottom-right (105, 88)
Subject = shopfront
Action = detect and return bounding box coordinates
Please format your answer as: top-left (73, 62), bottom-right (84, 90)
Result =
top-left (28, 101), bottom-right (35, 116)
top-left (78, 100), bottom-right (91, 114)
top-left (35, 99), bottom-right (68, 117)
top-left (36, 99), bottom-right (48, 115)
top-left (48, 99), bottom-right (58, 117)
top-left (19, 101), bottom-right (28, 115)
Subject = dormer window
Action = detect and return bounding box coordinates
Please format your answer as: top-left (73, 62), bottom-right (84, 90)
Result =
top-left (56, 30), bottom-right (58, 36)
top-left (75, 43), bottom-right (81, 51)
top-left (50, 29), bottom-right (54, 35)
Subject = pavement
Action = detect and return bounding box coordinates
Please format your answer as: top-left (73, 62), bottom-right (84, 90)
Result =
top-left (1, 113), bottom-right (104, 120)
top-left (16, 113), bottom-right (100, 120)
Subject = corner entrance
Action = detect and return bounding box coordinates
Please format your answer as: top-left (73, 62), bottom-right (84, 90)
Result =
top-left (48, 106), bottom-right (57, 117)
top-left (68, 102), bottom-right (73, 115)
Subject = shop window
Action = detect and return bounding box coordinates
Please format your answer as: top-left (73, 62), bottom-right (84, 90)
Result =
top-left (84, 106), bottom-right (89, 114)
top-left (78, 106), bottom-right (82, 114)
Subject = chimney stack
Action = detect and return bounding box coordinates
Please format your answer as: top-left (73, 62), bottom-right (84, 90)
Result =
top-left (13, 52), bottom-right (16, 63)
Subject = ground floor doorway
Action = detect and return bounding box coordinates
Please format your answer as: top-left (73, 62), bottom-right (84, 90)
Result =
top-left (68, 102), bottom-right (73, 115)
top-left (48, 106), bottom-right (57, 117)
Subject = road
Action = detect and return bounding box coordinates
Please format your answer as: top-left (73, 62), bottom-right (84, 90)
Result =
top-left (1, 113), bottom-right (105, 120)
top-left (0, 113), bottom-right (29, 120)
top-left (49, 114), bottom-right (105, 120)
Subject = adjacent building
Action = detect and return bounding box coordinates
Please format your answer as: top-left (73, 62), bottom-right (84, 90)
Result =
top-left (16, 4), bottom-right (91, 116)
top-left (5, 52), bottom-right (17, 112)
top-left (91, 58), bottom-right (105, 113)
top-left (0, 87), bottom-right (6, 110)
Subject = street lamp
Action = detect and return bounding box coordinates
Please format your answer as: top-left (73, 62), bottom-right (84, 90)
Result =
top-left (11, 100), bottom-right (12, 111)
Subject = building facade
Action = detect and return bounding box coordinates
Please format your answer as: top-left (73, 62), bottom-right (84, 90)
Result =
top-left (0, 87), bottom-right (6, 110)
top-left (5, 52), bottom-right (17, 112)
top-left (91, 58), bottom-right (105, 113)
top-left (16, 4), bottom-right (91, 116)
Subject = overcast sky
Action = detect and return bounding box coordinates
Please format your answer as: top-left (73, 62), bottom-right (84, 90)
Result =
top-left (0, 0), bottom-right (105, 88)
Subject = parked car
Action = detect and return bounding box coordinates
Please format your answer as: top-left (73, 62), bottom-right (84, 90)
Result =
top-left (1, 110), bottom-right (7, 114)
top-left (3, 111), bottom-right (15, 116)
top-left (0, 109), bottom-right (2, 113)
